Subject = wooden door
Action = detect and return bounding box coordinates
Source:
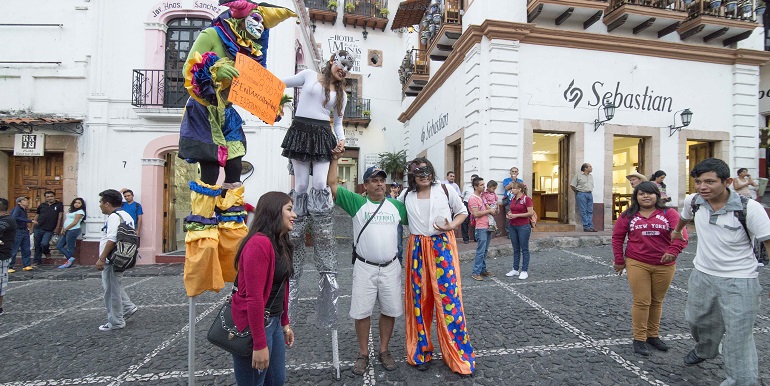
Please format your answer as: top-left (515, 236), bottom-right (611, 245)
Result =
top-left (636, 138), bottom-right (646, 176)
top-left (163, 153), bottom-right (174, 253)
top-left (688, 142), bottom-right (713, 193)
top-left (558, 135), bottom-right (570, 223)
top-left (9, 154), bottom-right (64, 213)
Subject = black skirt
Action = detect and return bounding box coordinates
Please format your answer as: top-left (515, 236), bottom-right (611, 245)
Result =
top-left (281, 117), bottom-right (337, 162)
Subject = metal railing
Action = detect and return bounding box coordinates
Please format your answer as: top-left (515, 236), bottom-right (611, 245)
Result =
top-left (305, 0), bottom-right (335, 11)
top-left (527, 0), bottom-right (608, 4)
top-left (608, 0), bottom-right (686, 12)
top-left (398, 49), bottom-right (430, 87)
top-left (343, 0), bottom-right (388, 18)
top-left (131, 69), bottom-right (189, 108)
top-left (685, 0), bottom-right (759, 22)
top-left (345, 98), bottom-right (371, 119)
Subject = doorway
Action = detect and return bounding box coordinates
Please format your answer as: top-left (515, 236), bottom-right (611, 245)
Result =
top-left (163, 152), bottom-right (198, 254)
top-left (337, 157), bottom-right (358, 193)
top-left (611, 136), bottom-right (645, 220)
top-left (531, 132), bottom-right (570, 224)
top-left (686, 140), bottom-right (714, 193)
top-left (9, 153), bottom-right (64, 212)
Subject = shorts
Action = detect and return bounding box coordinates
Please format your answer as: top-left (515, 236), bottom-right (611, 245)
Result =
top-left (0, 259), bottom-right (9, 297)
top-left (349, 259), bottom-right (403, 320)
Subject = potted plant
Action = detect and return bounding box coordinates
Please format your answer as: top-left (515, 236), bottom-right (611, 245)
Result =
top-left (379, 7), bottom-right (389, 17)
top-left (757, 0), bottom-right (767, 17)
top-left (362, 109), bottom-right (371, 118)
top-left (345, 2), bottom-right (355, 12)
top-left (378, 150), bottom-right (408, 182)
top-left (327, 0), bottom-right (337, 11)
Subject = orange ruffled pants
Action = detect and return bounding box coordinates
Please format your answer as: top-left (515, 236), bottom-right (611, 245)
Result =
top-left (404, 232), bottom-right (475, 375)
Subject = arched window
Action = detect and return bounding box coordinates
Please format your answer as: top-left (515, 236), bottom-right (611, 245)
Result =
top-left (164, 18), bottom-right (210, 107)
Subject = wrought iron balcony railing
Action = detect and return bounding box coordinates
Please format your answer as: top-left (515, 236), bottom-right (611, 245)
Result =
top-left (306, 0), bottom-right (337, 11)
top-left (685, 0), bottom-right (761, 22)
top-left (344, 0), bottom-right (389, 18)
top-left (131, 69), bottom-right (188, 108)
top-left (345, 98), bottom-right (371, 120)
top-left (608, 0), bottom-right (687, 12)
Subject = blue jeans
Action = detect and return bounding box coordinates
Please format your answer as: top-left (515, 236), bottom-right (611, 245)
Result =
top-left (473, 229), bottom-right (492, 275)
top-left (575, 191), bottom-right (594, 229)
top-left (685, 269), bottom-right (761, 386)
top-left (56, 228), bottom-right (80, 259)
top-left (10, 230), bottom-right (31, 268)
top-left (33, 228), bottom-right (54, 264)
top-left (101, 264), bottom-right (136, 328)
top-left (232, 316), bottom-right (286, 386)
top-left (508, 224), bottom-right (531, 272)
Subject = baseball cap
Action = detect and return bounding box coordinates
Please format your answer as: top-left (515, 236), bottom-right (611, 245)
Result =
top-left (391, 182), bottom-right (401, 187)
top-left (15, 196), bottom-right (27, 204)
top-left (363, 166), bottom-right (387, 181)
top-left (625, 172), bottom-right (648, 182)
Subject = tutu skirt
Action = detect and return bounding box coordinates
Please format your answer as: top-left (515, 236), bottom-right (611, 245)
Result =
top-left (281, 117), bottom-right (337, 162)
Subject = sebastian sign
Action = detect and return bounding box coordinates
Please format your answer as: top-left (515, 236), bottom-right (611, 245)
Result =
top-left (230, 53), bottom-right (285, 125)
top-left (420, 113), bottom-right (449, 144)
top-left (563, 80), bottom-right (674, 112)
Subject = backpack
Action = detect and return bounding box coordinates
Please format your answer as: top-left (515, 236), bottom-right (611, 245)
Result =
top-left (109, 211), bottom-right (139, 272)
top-left (690, 194), bottom-right (768, 265)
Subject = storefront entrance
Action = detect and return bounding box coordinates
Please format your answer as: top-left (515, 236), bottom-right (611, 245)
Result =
top-left (686, 140), bottom-right (714, 193)
top-left (337, 157), bottom-right (359, 193)
top-left (162, 151), bottom-right (197, 254)
top-left (8, 153), bottom-right (64, 211)
top-left (531, 132), bottom-right (570, 225)
top-left (611, 136), bottom-right (646, 220)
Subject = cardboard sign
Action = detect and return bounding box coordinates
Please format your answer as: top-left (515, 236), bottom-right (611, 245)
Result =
top-left (230, 53), bottom-right (285, 125)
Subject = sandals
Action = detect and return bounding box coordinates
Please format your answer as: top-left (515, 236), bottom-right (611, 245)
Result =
top-left (352, 355), bottom-right (369, 375)
top-left (378, 350), bottom-right (397, 371)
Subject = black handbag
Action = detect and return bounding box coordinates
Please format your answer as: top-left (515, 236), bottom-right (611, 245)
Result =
top-left (207, 274), bottom-right (286, 357)
top-left (352, 200), bottom-right (385, 264)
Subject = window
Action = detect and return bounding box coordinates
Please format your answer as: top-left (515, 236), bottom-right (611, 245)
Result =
top-left (165, 18), bottom-right (210, 108)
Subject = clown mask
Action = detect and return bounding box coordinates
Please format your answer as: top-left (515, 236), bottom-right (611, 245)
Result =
top-left (244, 11), bottom-right (264, 39)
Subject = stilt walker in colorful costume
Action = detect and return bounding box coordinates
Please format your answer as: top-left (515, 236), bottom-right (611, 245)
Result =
top-left (280, 51), bottom-right (354, 379)
top-left (179, 0), bottom-right (296, 297)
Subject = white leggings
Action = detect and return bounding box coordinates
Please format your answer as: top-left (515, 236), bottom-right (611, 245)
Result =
top-left (292, 159), bottom-right (330, 193)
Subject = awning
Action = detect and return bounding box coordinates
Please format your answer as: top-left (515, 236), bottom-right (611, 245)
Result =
top-left (0, 117), bottom-right (84, 134)
top-left (391, 0), bottom-right (430, 30)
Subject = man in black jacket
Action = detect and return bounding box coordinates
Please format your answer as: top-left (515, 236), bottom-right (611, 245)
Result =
top-left (0, 198), bottom-right (18, 315)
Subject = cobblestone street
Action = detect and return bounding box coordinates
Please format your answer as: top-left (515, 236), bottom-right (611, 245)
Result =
top-left (3, 237), bottom-right (770, 385)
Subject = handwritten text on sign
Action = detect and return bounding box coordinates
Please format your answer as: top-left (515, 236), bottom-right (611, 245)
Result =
top-left (230, 53), bottom-right (285, 125)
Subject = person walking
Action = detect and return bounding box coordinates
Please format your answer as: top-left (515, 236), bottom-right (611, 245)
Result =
top-left (400, 157), bottom-right (475, 377)
top-left (671, 158), bottom-right (770, 386)
top-left (505, 182), bottom-right (535, 279)
top-left (469, 176), bottom-right (494, 281)
top-left (57, 198), bottom-right (86, 268)
top-left (0, 198), bottom-right (17, 316)
top-left (33, 190), bottom-right (63, 264)
top-left (611, 181), bottom-right (688, 356)
top-left (650, 170), bottom-right (671, 203)
top-left (328, 160), bottom-right (405, 375)
top-left (230, 191), bottom-right (296, 385)
top-left (8, 197), bottom-right (35, 272)
top-left (570, 163), bottom-right (597, 232)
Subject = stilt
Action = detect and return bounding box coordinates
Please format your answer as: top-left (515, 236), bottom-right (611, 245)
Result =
top-left (331, 329), bottom-right (340, 380)
top-left (188, 296), bottom-right (196, 386)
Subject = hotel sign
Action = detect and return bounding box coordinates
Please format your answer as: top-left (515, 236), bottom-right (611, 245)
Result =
top-left (563, 80), bottom-right (674, 113)
top-left (14, 133), bottom-right (45, 156)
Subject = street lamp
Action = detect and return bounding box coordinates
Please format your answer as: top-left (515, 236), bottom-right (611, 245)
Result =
top-left (668, 108), bottom-right (693, 137)
top-left (594, 102), bottom-right (616, 131)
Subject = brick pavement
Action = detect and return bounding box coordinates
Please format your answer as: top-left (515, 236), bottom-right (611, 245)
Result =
top-left (3, 235), bottom-right (770, 385)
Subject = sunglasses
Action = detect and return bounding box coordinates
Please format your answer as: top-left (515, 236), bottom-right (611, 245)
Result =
top-left (410, 166), bottom-right (432, 178)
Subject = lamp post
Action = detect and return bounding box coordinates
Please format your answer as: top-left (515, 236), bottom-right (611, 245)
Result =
top-left (594, 102), bottom-right (616, 131)
top-left (668, 108), bottom-right (693, 137)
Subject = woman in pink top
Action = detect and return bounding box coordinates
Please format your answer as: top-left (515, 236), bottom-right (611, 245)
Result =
top-left (612, 181), bottom-right (688, 357)
top-left (505, 182), bottom-right (535, 280)
top-left (231, 192), bottom-right (297, 385)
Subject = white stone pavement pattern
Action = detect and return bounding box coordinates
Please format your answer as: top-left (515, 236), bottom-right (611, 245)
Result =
top-left (2, 240), bottom-right (770, 385)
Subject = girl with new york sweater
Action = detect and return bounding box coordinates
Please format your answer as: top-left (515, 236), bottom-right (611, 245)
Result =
top-left (231, 192), bottom-right (297, 385)
top-left (612, 181), bottom-right (688, 357)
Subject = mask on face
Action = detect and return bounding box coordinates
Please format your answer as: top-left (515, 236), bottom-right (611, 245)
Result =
top-left (244, 12), bottom-right (264, 39)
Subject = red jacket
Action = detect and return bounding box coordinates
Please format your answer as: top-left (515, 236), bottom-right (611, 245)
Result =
top-left (231, 233), bottom-right (290, 351)
top-left (612, 208), bottom-right (688, 266)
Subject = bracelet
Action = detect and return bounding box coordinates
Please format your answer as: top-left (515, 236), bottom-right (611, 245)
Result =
top-left (672, 230), bottom-right (681, 234)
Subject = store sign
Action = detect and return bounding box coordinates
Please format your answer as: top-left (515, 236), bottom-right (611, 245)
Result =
top-left (150, 0), bottom-right (222, 19)
top-left (325, 35), bottom-right (362, 73)
top-left (14, 134), bottom-right (45, 156)
top-left (344, 129), bottom-right (359, 148)
top-left (365, 153), bottom-right (379, 168)
top-left (563, 79), bottom-right (674, 113)
top-left (420, 113), bottom-right (449, 144)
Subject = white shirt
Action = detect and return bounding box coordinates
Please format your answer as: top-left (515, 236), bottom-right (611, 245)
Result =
top-left (281, 69), bottom-right (347, 141)
top-left (401, 183), bottom-right (468, 236)
top-left (681, 192), bottom-right (770, 278)
top-left (100, 211), bottom-right (134, 256)
top-left (443, 180), bottom-right (461, 196)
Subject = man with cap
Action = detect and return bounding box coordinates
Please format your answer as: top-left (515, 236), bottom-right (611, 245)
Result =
top-left (8, 197), bottom-right (35, 272)
top-left (626, 172), bottom-right (648, 189)
top-left (328, 156), bottom-right (407, 375)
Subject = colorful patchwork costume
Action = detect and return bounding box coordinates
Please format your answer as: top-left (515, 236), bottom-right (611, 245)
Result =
top-left (180, 0), bottom-right (296, 297)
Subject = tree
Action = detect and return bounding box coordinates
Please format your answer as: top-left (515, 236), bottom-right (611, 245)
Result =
top-left (378, 150), bottom-right (407, 183)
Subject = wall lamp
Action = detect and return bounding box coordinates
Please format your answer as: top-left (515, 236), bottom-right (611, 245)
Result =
top-left (362, 27), bottom-right (368, 40)
top-left (668, 108), bottom-right (693, 137)
top-left (310, 21), bottom-right (316, 33)
top-left (593, 102), bottom-right (616, 131)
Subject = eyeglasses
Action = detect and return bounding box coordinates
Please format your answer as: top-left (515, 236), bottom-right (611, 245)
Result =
top-left (410, 166), bottom-right (432, 178)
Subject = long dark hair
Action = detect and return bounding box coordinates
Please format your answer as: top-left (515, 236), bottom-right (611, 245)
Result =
top-left (621, 181), bottom-right (666, 219)
top-left (69, 197), bottom-right (87, 218)
top-left (320, 52), bottom-right (347, 116)
top-left (233, 192), bottom-right (294, 277)
top-left (651, 170), bottom-right (666, 189)
top-left (405, 157), bottom-right (437, 193)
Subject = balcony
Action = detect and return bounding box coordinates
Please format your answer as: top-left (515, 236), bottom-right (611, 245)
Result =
top-left (398, 49), bottom-right (430, 97)
top-left (342, 0), bottom-right (389, 31)
top-left (131, 69), bottom-right (187, 108)
top-left (603, 0), bottom-right (688, 37)
top-left (425, 0), bottom-right (463, 61)
top-left (306, 0), bottom-right (338, 25)
top-left (677, 0), bottom-right (761, 45)
top-left (527, 0), bottom-right (609, 29)
top-left (343, 98), bottom-right (372, 128)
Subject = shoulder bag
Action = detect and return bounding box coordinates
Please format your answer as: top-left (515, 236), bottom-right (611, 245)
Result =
top-left (352, 200), bottom-right (385, 264)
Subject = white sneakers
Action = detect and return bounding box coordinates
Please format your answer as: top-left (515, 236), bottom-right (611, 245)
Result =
top-left (505, 269), bottom-right (519, 277)
top-left (519, 271), bottom-right (529, 280)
